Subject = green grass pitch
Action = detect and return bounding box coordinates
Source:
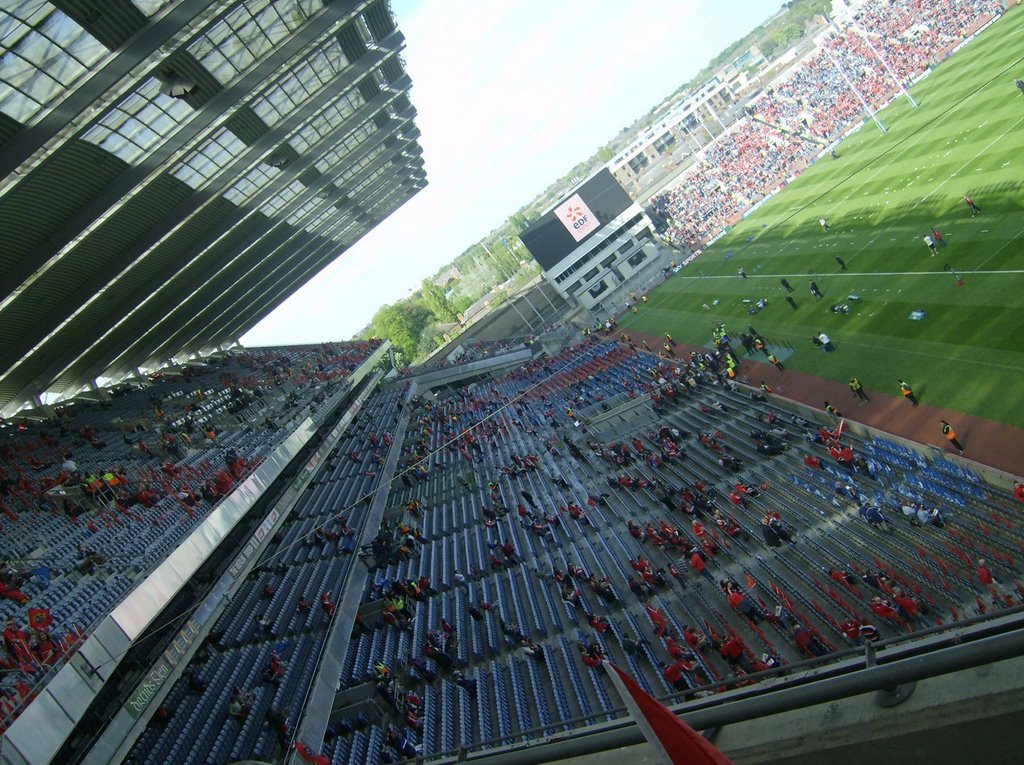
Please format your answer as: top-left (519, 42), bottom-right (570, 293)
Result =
top-left (623, 10), bottom-right (1024, 428)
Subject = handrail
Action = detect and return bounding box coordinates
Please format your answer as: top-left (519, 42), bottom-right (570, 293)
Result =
top-left (59, 374), bottom-right (386, 765)
top-left (284, 381), bottom-right (416, 764)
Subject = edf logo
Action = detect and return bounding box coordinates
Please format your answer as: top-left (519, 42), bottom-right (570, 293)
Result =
top-left (564, 205), bottom-right (589, 229)
top-left (556, 194), bottom-right (600, 242)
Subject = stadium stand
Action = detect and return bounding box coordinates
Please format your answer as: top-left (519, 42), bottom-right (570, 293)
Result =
top-left (122, 384), bottom-right (406, 765)
top-left (651, 0), bottom-right (1004, 249)
top-left (315, 340), bottom-right (1021, 763)
top-left (50, 332), bottom-right (1015, 765)
top-left (0, 341), bottom-right (381, 729)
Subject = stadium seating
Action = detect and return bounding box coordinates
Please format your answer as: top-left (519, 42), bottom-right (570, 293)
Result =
top-left (651, 0), bottom-right (1003, 249)
top-left (3, 7), bottom-right (1016, 759)
top-left (0, 341), bottom-right (382, 729)
top-left (314, 339), bottom-right (1024, 763)
top-left (122, 384), bottom-right (405, 765)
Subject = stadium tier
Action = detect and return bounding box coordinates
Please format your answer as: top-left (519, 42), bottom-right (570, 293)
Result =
top-left (397, 339), bottom-right (533, 379)
top-left (651, 0), bottom-right (1004, 250)
top-left (0, 0), bottom-right (426, 421)
top-left (4, 336), bottom-right (1012, 764)
top-left (123, 383), bottom-right (407, 765)
top-left (0, 342), bottom-right (384, 726)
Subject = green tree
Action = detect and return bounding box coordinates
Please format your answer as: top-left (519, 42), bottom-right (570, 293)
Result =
top-left (369, 300), bottom-right (432, 360)
top-left (597, 145), bottom-right (614, 163)
top-left (490, 241), bottom-right (520, 278)
top-left (417, 321), bottom-right (448, 357)
top-left (773, 23), bottom-right (804, 47)
top-left (509, 212), bottom-right (531, 232)
top-left (420, 279), bottom-right (458, 323)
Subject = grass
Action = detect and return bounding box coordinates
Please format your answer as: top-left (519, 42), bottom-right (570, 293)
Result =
top-left (622, 10), bottom-right (1024, 428)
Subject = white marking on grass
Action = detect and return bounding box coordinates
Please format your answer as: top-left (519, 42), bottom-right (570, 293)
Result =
top-left (693, 268), bottom-right (1024, 280)
top-left (974, 226), bottom-right (1024, 271)
top-left (766, 331), bottom-right (1024, 374)
top-left (826, 113), bottom-right (1024, 267)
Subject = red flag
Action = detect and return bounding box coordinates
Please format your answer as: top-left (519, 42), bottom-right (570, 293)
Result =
top-left (832, 419), bottom-right (845, 442)
top-left (604, 662), bottom-right (734, 765)
top-left (293, 742), bottom-right (329, 765)
top-left (27, 607), bottom-right (52, 631)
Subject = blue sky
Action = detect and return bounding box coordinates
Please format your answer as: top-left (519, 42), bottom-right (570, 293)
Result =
top-left (242, 0), bottom-right (781, 345)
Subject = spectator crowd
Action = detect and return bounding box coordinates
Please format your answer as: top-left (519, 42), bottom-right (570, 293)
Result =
top-left (651, 0), bottom-right (1003, 249)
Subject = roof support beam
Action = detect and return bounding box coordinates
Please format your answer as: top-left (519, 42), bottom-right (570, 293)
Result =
top-left (0, 1), bottom-right (366, 307)
top-left (0, 51), bottom-right (403, 380)
top-left (49, 140), bottom-right (417, 394)
top-left (0, 0), bottom-right (225, 198)
top-left (135, 158), bottom-right (420, 364)
top-left (50, 122), bottom-right (415, 388)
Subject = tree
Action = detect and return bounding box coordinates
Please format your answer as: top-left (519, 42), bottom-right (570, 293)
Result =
top-left (369, 301), bottom-right (432, 360)
top-left (773, 23), bottom-right (804, 47)
top-left (417, 322), bottom-right (448, 357)
top-left (509, 212), bottom-right (532, 232)
top-left (490, 240), bottom-right (520, 278)
top-left (597, 145), bottom-right (614, 163)
top-left (420, 279), bottom-right (458, 323)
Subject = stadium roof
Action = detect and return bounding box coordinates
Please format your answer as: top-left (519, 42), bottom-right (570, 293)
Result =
top-left (0, 0), bottom-right (426, 418)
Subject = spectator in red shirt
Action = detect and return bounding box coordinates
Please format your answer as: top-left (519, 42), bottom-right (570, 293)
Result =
top-left (213, 469), bottom-right (234, 496)
top-left (683, 625), bottom-right (709, 650)
top-left (977, 558), bottom-right (999, 598)
top-left (724, 582), bottom-right (763, 624)
top-left (719, 635), bottom-right (752, 673)
top-left (790, 625), bottom-right (829, 657)
top-left (803, 454), bottom-right (823, 469)
top-left (870, 596), bottom-right (901, 623)
top-left (645, 602), bottom-right (668, 638)
top-left (0, 571), bottom-right (29, 604)
top-left (892, 588), bottom-right (920, 620)
top-left (660, 660), bottom-right (688, 691)
top-left (689, 548), bottom-right (713, 582)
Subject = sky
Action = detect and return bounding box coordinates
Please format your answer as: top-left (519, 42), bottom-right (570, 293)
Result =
top-left (241, 0), bottom-right (781, 346)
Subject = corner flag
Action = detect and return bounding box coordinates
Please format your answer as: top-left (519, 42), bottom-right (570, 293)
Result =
top-left (603, 662), bottom-right (734, 765)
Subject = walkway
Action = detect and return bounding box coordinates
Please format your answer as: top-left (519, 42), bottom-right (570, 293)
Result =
top-left (621, 331), bottom-right (1024, 479)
